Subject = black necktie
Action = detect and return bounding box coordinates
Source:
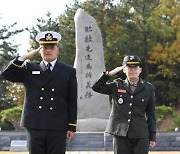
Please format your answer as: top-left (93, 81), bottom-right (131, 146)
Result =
top-left (47, 63), bottom-right (51, 75)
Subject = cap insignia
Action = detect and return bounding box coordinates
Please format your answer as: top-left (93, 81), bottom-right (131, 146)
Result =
top-left (45, 33), bottom-right (53, 41)
top-left (129, 56), bottom-right (134, 60)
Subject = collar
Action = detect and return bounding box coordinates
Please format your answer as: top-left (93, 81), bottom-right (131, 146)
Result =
top-left (127, 78), bottom-right (140, 86)
top-left (43, 59), bottom-right (57, 68)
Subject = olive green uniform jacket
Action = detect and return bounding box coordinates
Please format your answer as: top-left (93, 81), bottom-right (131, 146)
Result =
top-left (92, 73), bottom-right (156, 141)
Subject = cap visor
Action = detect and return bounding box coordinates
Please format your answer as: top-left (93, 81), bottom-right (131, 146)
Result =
top-left (126, 62), bottom-right (140, 65)
top-left (39, 41), bottom-right (58, 44)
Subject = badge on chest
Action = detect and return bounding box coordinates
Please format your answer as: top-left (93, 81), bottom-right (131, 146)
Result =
top-left (32, 71), bottom-right (41, 75)
top-left (117, 89), bottom-right (126, 104)
top-left (118, 98), bottom-right (124, 104)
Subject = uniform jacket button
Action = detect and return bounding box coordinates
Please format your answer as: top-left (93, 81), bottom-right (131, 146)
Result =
top-left (39, 105), bottom-right (42, 109)
top-left (50, 107), bottom-right (53, 110)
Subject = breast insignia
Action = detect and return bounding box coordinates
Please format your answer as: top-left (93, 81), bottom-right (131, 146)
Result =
top-left (118, 98), bottom-right (124, 104)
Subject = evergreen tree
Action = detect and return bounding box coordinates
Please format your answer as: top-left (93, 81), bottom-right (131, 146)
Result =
top-left (18, 0), bottom-right (180, 107)
top-left (0, 20), bottom-right (23, 110)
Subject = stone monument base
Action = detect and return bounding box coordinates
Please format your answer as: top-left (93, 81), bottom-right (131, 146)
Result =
top-left (77, 118), bottom-right (108, 132)
top-left (10, 140), bottom-right (28, 152)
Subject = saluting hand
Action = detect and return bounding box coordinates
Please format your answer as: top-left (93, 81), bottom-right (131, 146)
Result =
top-left (20, 46), bottom-right (42, 61)
top-left (107, 65), bottom-right (126, 76)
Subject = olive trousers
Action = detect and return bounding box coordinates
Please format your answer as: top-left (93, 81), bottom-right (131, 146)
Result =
top-left (113, 136), bottom-right (149, 154)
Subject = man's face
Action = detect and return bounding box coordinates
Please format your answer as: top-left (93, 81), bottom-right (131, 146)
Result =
top-left (39, 44), bottom-right (59, 62)
top-left (123, 65), bottom-right (142, 80)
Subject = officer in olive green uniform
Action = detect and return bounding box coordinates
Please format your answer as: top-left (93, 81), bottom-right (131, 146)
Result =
top-left (92, 55), bottom-right (156, 154)
top-left (1, 31), bottom-right (77, 154)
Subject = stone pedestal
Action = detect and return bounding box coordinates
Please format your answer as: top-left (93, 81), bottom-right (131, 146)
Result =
top-left (10, 140), bottom-right (28, 152)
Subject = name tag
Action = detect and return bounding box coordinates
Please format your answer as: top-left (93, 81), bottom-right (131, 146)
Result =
top-left (118, 89), bottom-right (126, 93)
top-left (32, 71), bottom-right (40, 74)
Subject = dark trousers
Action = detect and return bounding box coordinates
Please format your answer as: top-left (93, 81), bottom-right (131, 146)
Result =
top-left (26, 128), bottom-right (66, 154)
top-left (113, 136), bottom-right (149, 154)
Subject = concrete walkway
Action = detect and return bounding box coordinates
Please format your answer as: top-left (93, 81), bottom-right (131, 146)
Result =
top-left (1, 152), bottom-right (180, 154)
top-left (66, 152), bottom-right (180, 154)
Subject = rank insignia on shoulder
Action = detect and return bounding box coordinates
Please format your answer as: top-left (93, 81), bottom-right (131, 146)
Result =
top-left (118, 98), bottom-right (124, 104)
top-left (118, 89), bottom-right (126, 93)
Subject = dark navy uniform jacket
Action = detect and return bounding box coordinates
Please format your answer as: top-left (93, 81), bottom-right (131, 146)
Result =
top-left (92, 73), bottom-right (156, 141)
top-left (1, 57), bottom-right (77, 132)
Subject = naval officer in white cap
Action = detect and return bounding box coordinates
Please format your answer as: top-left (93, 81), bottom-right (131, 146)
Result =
top-left (1, 31), bottom-right (78, 154)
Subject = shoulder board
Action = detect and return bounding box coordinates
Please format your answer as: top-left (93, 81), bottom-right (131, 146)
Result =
top-left (144, 81), bottom-right (155, 89)
top-left (146, 81), bottom-right (153, 86)
top-left (114, 78), bottom-right (122, 82)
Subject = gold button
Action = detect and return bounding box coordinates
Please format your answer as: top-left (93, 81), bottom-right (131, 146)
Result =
top-left (51, 98), bottom-right (54, 101)
top-left (39, 106), bottom-right (42, 109)
top-left (41, 88), bottom-right (44, 91)
top-left (52, 89), bottom-right (55, 92)
top-left (130, 95), bottom-right (133, 98)
top-left (40, 97), bottom-right (43, 100)
top-left (50, 107), bottom-right (53, 110)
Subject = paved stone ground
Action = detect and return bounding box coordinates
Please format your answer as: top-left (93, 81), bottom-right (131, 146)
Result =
top-left (65, 152), bottom-right (180, 154)
top-left (0, 152), bottom-right (180, 154)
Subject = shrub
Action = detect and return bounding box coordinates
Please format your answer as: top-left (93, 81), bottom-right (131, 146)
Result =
top-left (155, 105), bottom-right (174, 119)
top-left (0, 106), bottom-right (22, 130)
top-left (155, 105), bottom-right (174, 129)
top-left (0, 121), bottom-right (10, 130)
top-left (174, 114), bottom-right (180, 128)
